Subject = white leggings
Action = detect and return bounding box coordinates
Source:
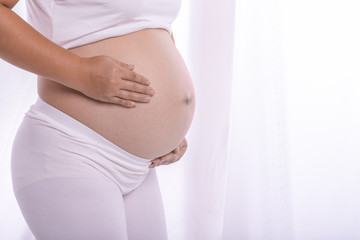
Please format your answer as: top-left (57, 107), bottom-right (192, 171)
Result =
top-left (11, 98), bottom-right (168, 240)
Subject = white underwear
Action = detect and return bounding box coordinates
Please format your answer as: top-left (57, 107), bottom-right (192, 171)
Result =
top-left (11, 97), bottom-right (153, 195)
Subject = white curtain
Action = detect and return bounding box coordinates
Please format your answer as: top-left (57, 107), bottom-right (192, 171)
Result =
top-left (2, 0), bottom-right (360, 239)
top-left (222, 0), bottom-right (294, 238)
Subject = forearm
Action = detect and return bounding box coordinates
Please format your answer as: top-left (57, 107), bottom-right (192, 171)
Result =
top-left (0, 4), bottom-right (85, 90)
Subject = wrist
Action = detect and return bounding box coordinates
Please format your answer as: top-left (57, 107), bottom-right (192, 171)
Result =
top-left (57, 54), bottom-right (90, 93)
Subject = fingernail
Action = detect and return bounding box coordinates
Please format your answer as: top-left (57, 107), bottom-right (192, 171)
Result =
top-left (144, 96), bottom-right (151, 102)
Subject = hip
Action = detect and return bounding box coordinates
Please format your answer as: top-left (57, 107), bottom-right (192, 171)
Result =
top-left (11, 97), bottom-right (154, 194)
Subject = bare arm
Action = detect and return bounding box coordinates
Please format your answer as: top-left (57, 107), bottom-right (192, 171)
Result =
top-left (0, 2), bottom-right (85, 90)
top-left (0, 1), bottom-right (154, 107)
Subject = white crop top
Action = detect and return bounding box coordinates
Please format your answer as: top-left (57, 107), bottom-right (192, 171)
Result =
top-left (25, 0), bottom-right (181, 49)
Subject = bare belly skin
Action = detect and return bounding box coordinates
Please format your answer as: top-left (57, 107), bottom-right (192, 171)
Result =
top-left (38, 29), bottom-right (195, 159)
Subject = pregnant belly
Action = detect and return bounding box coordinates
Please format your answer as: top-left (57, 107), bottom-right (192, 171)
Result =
top-left (38, 29), bottom-right (195, 159)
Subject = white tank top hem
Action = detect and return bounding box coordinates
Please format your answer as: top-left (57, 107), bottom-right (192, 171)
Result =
top-left (25, 0), bottom-right (181, 49)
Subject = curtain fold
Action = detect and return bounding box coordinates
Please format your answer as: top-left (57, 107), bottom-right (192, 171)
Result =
top-left (279, 1), bottom-right (360, 239)
top-left (184, 0), bottom-right (236, 238)
top-left (158, 0), bottom-right (236, 238)
top-left (221, 0), bottom-right (294, 239)
top-left (3, 0), bottom-right (360, 240)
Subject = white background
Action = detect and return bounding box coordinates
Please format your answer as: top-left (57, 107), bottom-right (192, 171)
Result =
top-left (1, 0), bottom-right (360, 239)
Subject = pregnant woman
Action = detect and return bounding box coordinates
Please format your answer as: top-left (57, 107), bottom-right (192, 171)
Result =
top-left (0, 0), bottom-right (195, 239)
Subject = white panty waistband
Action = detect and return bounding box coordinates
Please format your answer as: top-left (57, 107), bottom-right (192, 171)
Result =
top-left (11, 97), bottom-right (153, 194)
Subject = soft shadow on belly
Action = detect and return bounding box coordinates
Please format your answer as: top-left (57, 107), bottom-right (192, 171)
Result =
top-left (38, 29), bottom-right (196, 159)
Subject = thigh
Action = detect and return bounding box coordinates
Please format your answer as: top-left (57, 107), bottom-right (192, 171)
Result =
top-left (14, 177), bottom-right (128, 240)
top-left (123, 168), bottom-right (168, 240)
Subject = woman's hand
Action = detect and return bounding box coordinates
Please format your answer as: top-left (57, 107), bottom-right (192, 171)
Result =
top-left (149, 138), bottom-right (188, 168)
top-left (78, 55), bottom-right (155, 107)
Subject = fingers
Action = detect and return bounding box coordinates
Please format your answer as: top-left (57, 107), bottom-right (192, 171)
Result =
top-left (121, 69), bottom-right (150, 86)
top-left (82, 56), bottom-right (156, 107)
top-left (111, 57), bottom-right (135, 71)
top-left (149, 151), bottom-right (178, 168)
top-left (119, 81), bottom-right (155, 96)
top-left (113, 82), bottom-right (154, 106)
top-left (127, 64), bottom-right (135, 71)
top-left (149, 138), bottom-right (188, 168)
top-left (110, 97), bottom-right (136, 108)
top-left (116, 90), bottom-right (151, 103)
top-left (112, 68), bottom-right (155, 107)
